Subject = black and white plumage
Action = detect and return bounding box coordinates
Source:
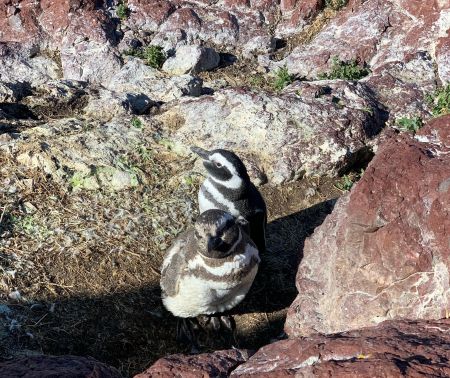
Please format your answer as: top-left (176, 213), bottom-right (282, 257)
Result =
top-left (160, 209), bottom-right (260, 320)
top-left (191, 146), bottom-right (268, 254)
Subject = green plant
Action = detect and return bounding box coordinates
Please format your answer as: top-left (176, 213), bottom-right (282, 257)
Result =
top-left (116, 1), bottom-right (128, 20)
top-left (336, 174), bottom-right (354, 191)
top-left (335, 169), bottom-right (364, 191)
top-left (318, 57), bottom-right (369, 80)
top-left (396, 116), bottom-right (423, 132)
top-left (426, 84), bottom-right (450, 116)
top-left (273, 66), bottom-right (295, 91)
top-left (325, 0), bottom-right (348, 11)
top-left (131, 116), bottom-right (143, 129)
top-left (143, 45), bottom-right (166, 69)
top-left (135, 144), bottom-right (152, 162)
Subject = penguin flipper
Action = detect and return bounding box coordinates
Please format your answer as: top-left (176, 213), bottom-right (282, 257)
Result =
top-left (160, 232), bottom-right (189, 297)
top-left (248, 211), bottom-right (266, 254)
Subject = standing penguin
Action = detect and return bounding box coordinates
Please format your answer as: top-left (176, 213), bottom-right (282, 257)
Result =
top-left (191, 146), bottom-right (267, 254)
top-left (160, 209), bottom-right (260, 347)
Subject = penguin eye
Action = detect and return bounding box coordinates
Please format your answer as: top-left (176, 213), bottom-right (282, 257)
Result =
top-left (214, 161), bottom-right (222, 168)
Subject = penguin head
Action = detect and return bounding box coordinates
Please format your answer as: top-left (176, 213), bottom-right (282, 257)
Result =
top-left (194, 209), bottom-right (243, 259)
top-left (191, 146), bottom-right (250, 186)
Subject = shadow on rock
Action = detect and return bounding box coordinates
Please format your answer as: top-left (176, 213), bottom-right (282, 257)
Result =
top-left (235, 198), bottom-right (337, 315)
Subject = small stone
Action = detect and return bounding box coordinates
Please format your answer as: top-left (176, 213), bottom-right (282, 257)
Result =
top-left (22, 202), bottom-right (37, 214)
top-left (8, 290), bottom-right (21, 301)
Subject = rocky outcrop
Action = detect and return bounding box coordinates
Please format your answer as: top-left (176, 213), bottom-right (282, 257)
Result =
top-left (282, 0), bottom-right (449, 121)
top-left (231, 319), bottom-right (450, 377)
top-left (285, 115), bottom-right (450, 337)
top-left (136, 349), bottom-right (254, 378)
top-left (0, 355), bottom-right (122, 378)
top-left (284, 0), bottom-right (449, 83)
top-left (158, 80), bottom-right (385, 184)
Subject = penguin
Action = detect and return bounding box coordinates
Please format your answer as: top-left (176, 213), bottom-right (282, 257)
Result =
top-left (191, 146), bottom-right (268, 254)
top-left (160, 209), bottom-right (260, 347)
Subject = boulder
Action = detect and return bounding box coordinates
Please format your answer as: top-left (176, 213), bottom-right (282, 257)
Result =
top-left (60, 7), bottom-right (122, 84)
top-left (162, 45), bottom-right (220, 75)
top-left (285, 115), bottom-right (450, 337)
top-left (156, 81), bottom-right (386, 184)
top-left (232, 319), bottom-right (450, 377)
top-left (0, 355), bottom-right (122, 378)
top-left (136, 349), bottom-right (254, 378)
top-left (106, 57), bottom-right (203, 102)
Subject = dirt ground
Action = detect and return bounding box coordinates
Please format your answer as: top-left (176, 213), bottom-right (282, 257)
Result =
top-left (0, 136), bottom-right (345, 376)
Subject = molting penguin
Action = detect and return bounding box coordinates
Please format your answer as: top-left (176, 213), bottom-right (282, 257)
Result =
top-left (191, 146), bottom-right (268, 254)
top-left (160, 209), bottom-right (260, 346)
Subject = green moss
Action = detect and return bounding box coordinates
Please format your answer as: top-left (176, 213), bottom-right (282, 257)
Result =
top-left (131, 117), bottom-right (143, 129)
top-left (116, 1), bottom-right (128, 20)
top-left (273, 66), bottom-right (295, 91)
top-left (123, 45), bottom-right (166, 69)
top-left (143, 45), bottom-right (166, 69)
top-left (318, 57), bottom-right (369, 80)
top-left (426, 84), bottom-right (450, 117)
top-left (396, 116), bottom-right (423, 132)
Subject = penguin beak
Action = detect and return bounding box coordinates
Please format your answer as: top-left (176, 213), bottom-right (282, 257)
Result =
top-left (207, 236), bottom-right (222, 253)
top-left (191, 146), bottom-right (211, 160)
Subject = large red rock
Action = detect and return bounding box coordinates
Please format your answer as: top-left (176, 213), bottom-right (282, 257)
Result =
top-left (285, 115), bottom-right (450, 337)
top-left (285, 0), bottom-right (449, 83)
top-left (135, 349), bottom-right (253, 378)
top-left (231, 319), bottom-right (450, 377)
top-left (0, 355), bottom-right (122, 378)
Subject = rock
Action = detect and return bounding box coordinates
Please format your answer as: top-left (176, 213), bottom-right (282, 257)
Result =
top-left (60, 7), bottom-right (122, 84)
top-left (232, 319), bottom-right (450, 377)
top-left (0, 82), bottom-right (17, 102)
top-left (156, 82), bottom-right (386, 184)
top-left (284, 0), bottom-right (448, 80)
top-left (125, 0), bottom-right (318, 55)
top-left (285, 115), bottom-right (450, 337)
top-left (280, 0), bottom-right (449, 121)
top-left (162, 45), bottom-right (220, 75)
top-left (136, 349), bottom-right (254, 378)
top-left (0, 45), bottom-right (61, 88)
top-left (0, 355), bottom-right (122, 378)
top-left (107, 57), bottom-right (202, 102)
top-left (84, 89), bottom-right (154, 120)
top-left (276, 0), bottom-right (324, 38)
top-left (21, 80), bottom-right (88, 118)
top-left (9, 116), bottom-right (155, 191)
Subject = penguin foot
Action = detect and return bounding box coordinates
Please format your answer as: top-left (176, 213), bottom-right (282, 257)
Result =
top-left (176, 318), bottom-right (200, 353)
top-left (219, 315), bottom-right (235, 332)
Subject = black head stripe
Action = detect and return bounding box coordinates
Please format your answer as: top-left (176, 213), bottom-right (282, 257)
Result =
top-left (211, 149), bottom-right (249, 180)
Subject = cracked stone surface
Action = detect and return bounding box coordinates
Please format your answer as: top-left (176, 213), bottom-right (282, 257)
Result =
top-left (285, 114), bottom-right (450, 337)
top-left (157, 81), bottom-right (386, 184)
top-left (231, 319), bottom-right (450, 377)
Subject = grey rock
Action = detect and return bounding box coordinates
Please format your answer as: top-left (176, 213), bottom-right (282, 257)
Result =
top-left (162, 45), bottom-right (220, 75)
top-left (156, 82), bottom-right (385, 184)
top-left (107, 57), bottom-right (202, 102)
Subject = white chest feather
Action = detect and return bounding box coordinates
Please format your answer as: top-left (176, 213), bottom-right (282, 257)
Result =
top-left (163, 244), bottom-right (259, 318)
